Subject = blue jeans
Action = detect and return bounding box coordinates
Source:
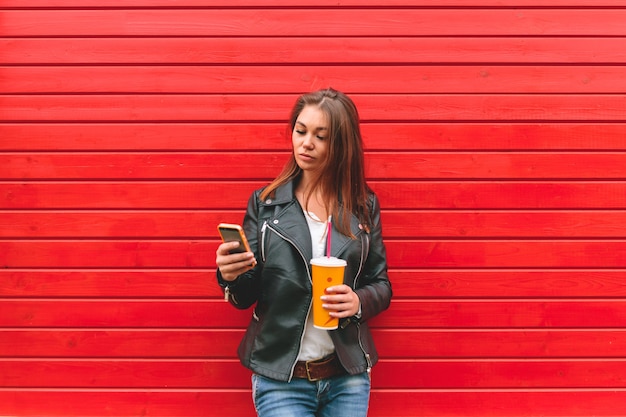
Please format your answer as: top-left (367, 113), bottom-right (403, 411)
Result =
top-left (252, 372), bottom-right (371, 417)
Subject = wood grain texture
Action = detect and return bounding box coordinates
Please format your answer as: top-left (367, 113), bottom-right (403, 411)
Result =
top-left (5, 65), bottom-right (626, 94)
top-left (4, 9), bottom-right (626, 37)
top-left (4, 38), bottom-right (626, 64)
top-left (4, 123), bottom-right (626, 151)
top-left (2, 2), bottom-right (626, 416)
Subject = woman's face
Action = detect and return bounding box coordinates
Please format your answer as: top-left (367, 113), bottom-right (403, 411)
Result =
top-left (292, 105), bottom-right (330, 175)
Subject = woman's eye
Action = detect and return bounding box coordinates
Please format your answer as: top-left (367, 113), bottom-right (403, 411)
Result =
top-left (316, 135), bottom-right (326, 140)
top-left (295, 130), bottom-right (305, 135)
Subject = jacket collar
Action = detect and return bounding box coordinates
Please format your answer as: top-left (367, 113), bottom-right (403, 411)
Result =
top-left (261, 180), bottom-right (363, 259)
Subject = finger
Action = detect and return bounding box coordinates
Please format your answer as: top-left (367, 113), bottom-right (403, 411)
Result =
top-left (324, 284), bottom-right (350, 294)
top-left (216, 241), bottom-right (241, 255)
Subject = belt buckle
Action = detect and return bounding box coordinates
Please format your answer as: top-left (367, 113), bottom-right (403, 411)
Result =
top-left (305, 359), bottom-right (321, 382)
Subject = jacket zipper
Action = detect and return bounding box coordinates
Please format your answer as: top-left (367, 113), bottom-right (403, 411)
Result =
top-left (355, 233), bottom-right (372, 377)
top-left (262, 221), bottom-right (313, 381)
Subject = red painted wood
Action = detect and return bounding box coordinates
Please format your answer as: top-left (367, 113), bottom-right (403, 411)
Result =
top-left (4, 9), bottom-right (626, 37)
top-left (3, 359), bottom-right (626, 389)
top-left (4, 210), bottom-right (626, 239)
top-left (0, 390), bottom-right (258, 417)
top-left (4, 38), bottom-right (626, 65)
top-left (4, 181), bottom-right (626, 209)
top-left (3, 269), bottom-right (626, 299)
top-left (3, 299), bottom-right (626, 329)
top-left (5, 65), bottom-right (626, 94)
top-left (4, 123), bottom-right (626, 151)
top-left (5, 152), bottom-right (626, 180)
top-left (4, 94), bottom-right (626, 122)
top-left (3, 2), bottom-right (626, 416)
top-left (6, 0), bottom-right (626, 6)
top-left (3, 329), bottom-right (626, 359)
top-left (4, 239), bottom-right (626, 269)
top-left (2, 390), bottom-right (626, 417)
top-left (0, 211), bottom-right (245, 238)
top-left (390, 270), bottom-right (626, 298)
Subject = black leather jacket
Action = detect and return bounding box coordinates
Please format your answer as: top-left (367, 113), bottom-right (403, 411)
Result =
top-left (217, 179), bottom-right (392, 382)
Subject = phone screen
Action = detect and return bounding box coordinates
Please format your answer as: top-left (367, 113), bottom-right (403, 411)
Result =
top-left (218, 225), bottom-right (248, 254)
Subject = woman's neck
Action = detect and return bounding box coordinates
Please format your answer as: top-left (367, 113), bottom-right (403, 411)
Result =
top-left (296, 183), bottom-right (329, 222)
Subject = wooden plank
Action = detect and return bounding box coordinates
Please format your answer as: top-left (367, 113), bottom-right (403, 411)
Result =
top-left (5, 239), bottom-right (626, 268)
top-left (0, 390), bottom-right (258, 417)
top-left (0, 329), bottom-right (242, 358)
top-left (3, 329), bottom-right (626, 359)
top-left (5, 181), bottom-right (626, 209)
top-left (6, 0), bottom-right (626, 7)
top-left (3, 123), bottom-right (626, 151)
top-left (0, 211), bottom-right (245, 238)
top-left (0, 389), bottom-right (626, 417)
top-left (6, 65), bottom-right (626, 94)
top-left (3, 359), bottom-right (626, 389)
top-left (0, 359), bottom-right (252, 389)
top-left (0, 152), bottom-right (287, 181)
top-left (3, 269), bottom-right (626, 299)
top-left (383, 211), bottom-right (626, 238)
top-left (377, 360), bottom-right (626, 388)
top-left (4, 94), bottom-right (626, 122)
top-left (369, 390), bottom-right (626, 417)
top-left (4, 210), bottom-right (626, 239)
top-left (1, 389), bottom-right (626, 417)
top-left (0, 269), bottom-right (220, 298)
top-left (391, 270), bottom-right (626, 298)
top-left (376, 329), bottom-right (626, 359)
top-left (3, 299), bottom-right (626, 329)
top-left (4, 38), bottom-right (626, 64)
top-left (5, 152), bottom-right (626, 180)
top-left (4, 9), bottom-right (626, 36)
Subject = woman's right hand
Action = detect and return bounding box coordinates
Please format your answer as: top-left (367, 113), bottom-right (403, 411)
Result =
top-left (215, 241), bottom-right (257, 281)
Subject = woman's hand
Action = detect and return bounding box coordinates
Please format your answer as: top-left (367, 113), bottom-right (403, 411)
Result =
top-left (321, 285), bottom-right (361, 318)
top-left (215, 241), bottom-right (256, 282)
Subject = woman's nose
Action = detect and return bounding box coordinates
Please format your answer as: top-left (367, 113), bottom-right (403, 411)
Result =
top-left (302, 135), bottom-right (314, 149)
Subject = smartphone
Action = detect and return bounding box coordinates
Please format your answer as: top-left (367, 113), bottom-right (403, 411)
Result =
top-left (217, 223), bottom-right (253, 254)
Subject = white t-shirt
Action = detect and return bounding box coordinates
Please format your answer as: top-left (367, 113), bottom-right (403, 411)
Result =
top-left (296, 211), bottom-right (336, 361)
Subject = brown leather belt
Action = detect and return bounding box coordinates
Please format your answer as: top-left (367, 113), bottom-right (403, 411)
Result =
top-left (293, 353), bottom-right (346, 381)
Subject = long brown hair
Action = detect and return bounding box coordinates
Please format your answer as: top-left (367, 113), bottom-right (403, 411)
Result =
top-left (260, 88), bottom-right (371, 237)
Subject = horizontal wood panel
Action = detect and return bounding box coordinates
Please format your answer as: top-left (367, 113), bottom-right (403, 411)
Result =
top-left (4, 9), bottom-right (626, 37)
top-left (392, 270), bottom-right (626, 298)
top-left (5, 152), bottom-right (626, 180)
top-left (4, 38), bottom-right (626, 64)
top-left (5, 65), bottom-right (626, 94)
top-left (3, 299), bottom-right (626, 329)
top-left (5, 240), bottom-right (626, 268)
top-left (4, 210), bottom-right (626, 238)
top-left (3, 329), bottom-right (625, 359)
top-left (0, 359), bottom-right (252, 389)
top-left (6, 0), bottom-right (626, 7)
top-left (0, 390), bottom-right (257, 417)
top-left (3, 269), bottom-right (626, 299)
top-left (4, 94), bottom-right (626, 122)
top-left (0, 211), bottom-right (243, 238)
top-left (4, 181), bottom-right (626, 209)
top-left (3, 359), bottom-right (625, 389)
top-left (1, 390), bottom-right (626, 417)
top-left (382, 211), bottom-right (626, 238)
top-left (4, 123), bottom-right (626, 151)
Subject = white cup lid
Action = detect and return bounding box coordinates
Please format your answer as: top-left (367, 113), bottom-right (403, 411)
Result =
top-left (310, 256), bottom-right (347, 267)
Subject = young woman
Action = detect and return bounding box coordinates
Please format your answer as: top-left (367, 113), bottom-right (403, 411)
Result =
top-left (215, 88), bottom-right (392, 417)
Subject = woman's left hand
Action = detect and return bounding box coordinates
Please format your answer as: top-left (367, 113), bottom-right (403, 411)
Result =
top-left (321, 285), bottom-right (361, 318)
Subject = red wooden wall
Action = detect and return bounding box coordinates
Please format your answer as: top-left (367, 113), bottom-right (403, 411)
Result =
top-left (3, 1), bottom-right (626, 415)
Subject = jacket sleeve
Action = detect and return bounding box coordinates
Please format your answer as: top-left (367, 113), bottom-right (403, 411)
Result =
top-left (353, 193), bottom-right (393, 322)
top-left (216, 190), bottom-right (262, 309)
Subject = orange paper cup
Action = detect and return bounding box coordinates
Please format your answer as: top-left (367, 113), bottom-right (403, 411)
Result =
top-left (310, 257), bottom-right (347, 330)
